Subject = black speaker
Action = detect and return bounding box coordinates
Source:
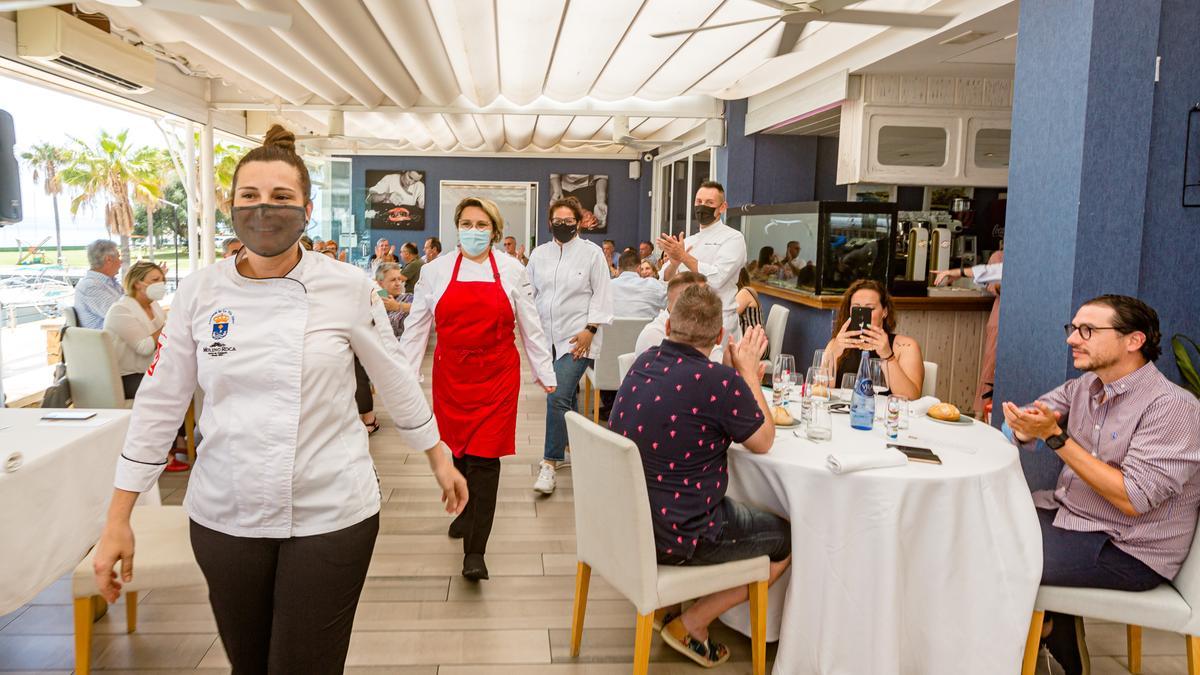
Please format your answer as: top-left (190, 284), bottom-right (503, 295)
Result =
top-left (0, 109), bottom-right (22, 225)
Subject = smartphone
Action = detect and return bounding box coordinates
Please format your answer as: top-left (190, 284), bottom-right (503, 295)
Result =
top-left (850, 306), bottom-right (872, 333)
top-left (888, 443), bottom-right (942, 465)
top-left (376, 288), bottom-right (389, 298)
top-left (42, 411), bottom-right (97, 421)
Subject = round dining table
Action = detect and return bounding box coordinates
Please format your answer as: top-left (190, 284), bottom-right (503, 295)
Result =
top-left (720, 402), bottom-right (1042, 675)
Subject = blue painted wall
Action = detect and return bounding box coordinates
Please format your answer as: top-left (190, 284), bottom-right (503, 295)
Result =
top-left (997, 0), bottom-right (1198, 411)
top-left (348, 154), bottom-right (653, 253)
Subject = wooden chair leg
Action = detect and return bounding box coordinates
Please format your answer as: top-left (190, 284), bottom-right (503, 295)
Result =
top-left (125, 591), bottom-right (138, 633)
top-left (633, 610), bottom-right (655, 675)
top-left (1127, 624), bottom-right (1142, 674)
top-left (1187, 635), bottom-right (1200, 675)
top-left (570, 562), bottom-right (591, 657)
top-left (749, 579), bottom-right (768, 675)
top-left (592, 380), bottom-right (600, 424)
top-left (1021, 611), bottom-right (1044, 675)
top-left (184, 402), bottom-right (197, 464)
top-left (581, 377), bottom-right (591, 415)
top-left (73, 596), bottom-right (94, 675)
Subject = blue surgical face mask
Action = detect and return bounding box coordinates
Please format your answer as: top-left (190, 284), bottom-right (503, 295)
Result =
top-left (458, 228), bottom-right (492, 256)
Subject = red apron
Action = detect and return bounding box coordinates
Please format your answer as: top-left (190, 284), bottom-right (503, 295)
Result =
top-left (432, 252), bottom-right (520, 459)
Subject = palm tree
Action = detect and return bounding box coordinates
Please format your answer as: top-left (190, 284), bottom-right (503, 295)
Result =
top-left (18, 142), bottom-right (71, 265)
top-left (60, 130), bottom-right (162, 274)
top-left (131, 149), bottom-right (177, 262)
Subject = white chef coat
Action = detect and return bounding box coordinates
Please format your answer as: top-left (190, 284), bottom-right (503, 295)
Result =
top-left (367, 174), bottom-right (425, 209)
top-left (526, 236), bottom-right (614, 360)
top-left (610, 271), bottom-right (666, 319)
top-left (398, 251), bottom-right (557, 387)
top-left (662, 220), bottom-right (747, 337)
top-left (103, 295), bottom-right (166, 376)
top-left (970, 262), bottom-right (1003, 285)
top-left (634, 309), bottom-right (723, 363)
top-left (114, 249), bottom-right (441, 539)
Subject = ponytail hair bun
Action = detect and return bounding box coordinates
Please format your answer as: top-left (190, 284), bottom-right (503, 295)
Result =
top-left (261, 124), bottom-right (297, 153)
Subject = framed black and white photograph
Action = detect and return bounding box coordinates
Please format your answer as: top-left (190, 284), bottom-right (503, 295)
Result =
top-left (366, 169), bottom-right (426, 231)
top-left (549, 173), bottom-right (609, 233)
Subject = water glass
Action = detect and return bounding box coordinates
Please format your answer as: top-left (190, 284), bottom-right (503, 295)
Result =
top-left (807, 400), bottom-right (833, 442)
top-left (772, 354), bottom-right (796, 401)
top-left (801, 366), bottom-right (831, 426)
top-left (870, 358), bottom-right (887, 395)
top-left (891, 394), bottom-right (911, 430)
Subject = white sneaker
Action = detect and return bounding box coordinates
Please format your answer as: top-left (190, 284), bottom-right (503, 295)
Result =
top-left (533, 462), bottom-right (557, 494)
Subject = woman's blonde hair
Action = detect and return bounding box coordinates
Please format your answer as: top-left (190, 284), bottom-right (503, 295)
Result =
top-left (453, 197), bottom-right (505, 244)
top-left (123, 261), bottom-right (163, 297)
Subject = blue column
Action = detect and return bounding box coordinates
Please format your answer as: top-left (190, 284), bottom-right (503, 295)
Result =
top-left (995, 0), bottom-right (1162, 408)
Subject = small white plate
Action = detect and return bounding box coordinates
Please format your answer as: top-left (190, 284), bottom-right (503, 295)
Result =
top-left (925, 413), bottom-right (973, 426)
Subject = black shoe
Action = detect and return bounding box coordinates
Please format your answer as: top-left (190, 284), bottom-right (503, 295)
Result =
top-left (1043, 614), bottom-right (1089, 675)
top-left (462, 554), bottom-right (489, 581)
top-left (447, 518), bottom-right (466, 539)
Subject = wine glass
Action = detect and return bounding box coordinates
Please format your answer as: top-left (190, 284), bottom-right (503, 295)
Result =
top-left (811, 348), bottom-right (827, 372)
top-left (840, 373), bottom-right (856, 402)
top-left (870, 358), bottom-right (888, 395)
top-left (772, 354), bottom-right (796, 400)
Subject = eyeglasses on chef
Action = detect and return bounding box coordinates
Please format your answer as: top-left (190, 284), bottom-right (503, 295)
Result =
top-left (550, 219), bottom-right (578, 227)
top-left (457, 219), bottom-right (493, 232)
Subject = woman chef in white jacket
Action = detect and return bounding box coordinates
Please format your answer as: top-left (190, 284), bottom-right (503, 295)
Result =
top-left (91, 126), bottom-right (468, 675)
top-left (399, 197), bottom-right (556, 581)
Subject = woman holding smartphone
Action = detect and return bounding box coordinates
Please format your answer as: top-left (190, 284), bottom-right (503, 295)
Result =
top-left (399, 197), bottom-right (556, 580)
top-left (823, 279), bottom-right (925, 399)
top-left (92, 125), bottom-right (467, 674)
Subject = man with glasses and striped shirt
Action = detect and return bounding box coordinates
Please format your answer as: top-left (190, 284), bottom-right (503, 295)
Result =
top-left (1003, 295), bottom-right (1200, 675)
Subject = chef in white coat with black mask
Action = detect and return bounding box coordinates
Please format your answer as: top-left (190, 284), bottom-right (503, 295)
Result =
top-left (526, 195), bottom-right (613, 495)
top-left (657, 180), bottom-right (747, 339)
top-left (91, 125), bottom-right (468, 675)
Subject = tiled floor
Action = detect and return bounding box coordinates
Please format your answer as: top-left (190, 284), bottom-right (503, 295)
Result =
top-left (0, 348), bottom-right (1192, 673)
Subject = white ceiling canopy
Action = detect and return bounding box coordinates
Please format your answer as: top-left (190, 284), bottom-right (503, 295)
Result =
top-left (57, 0), bottom-right (963, 155)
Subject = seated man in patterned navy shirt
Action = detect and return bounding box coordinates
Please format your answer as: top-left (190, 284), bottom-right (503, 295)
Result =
top-left (610, 285), bottom-right (791, 668)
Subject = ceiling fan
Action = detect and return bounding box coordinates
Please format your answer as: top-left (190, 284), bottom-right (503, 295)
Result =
top-left (652, 0), bottom-right (952, 57)
top-left (563, 115), bottom-right (685, 151)
top-left (0, 0), bottom-right (292, 30)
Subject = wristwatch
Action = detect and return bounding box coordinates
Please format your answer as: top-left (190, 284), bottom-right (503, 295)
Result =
top-left (1045, 430), bottom-right (1070, 450)
top-left (584, 324), bottom-right (598, 334)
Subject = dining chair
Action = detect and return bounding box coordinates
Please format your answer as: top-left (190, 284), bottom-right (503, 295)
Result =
top-left (61, 304), bottom-right (79, 328)
top-left (565, 411), bottom-right (770, 674)
top-left (62, 328), bottom-right (128, 409)
top-left (617, 352), bottom-right (636, 384)
top-left (921, 360), bottom-right (938, 399)
top-left (759, 305), bottom-right (790, 375)
top-left (71, 506), bottom-right (206, 675)
top-left (582, 317), bottom-right (652, 423)
top-left (1019, 513), bottom-right (1200, 675)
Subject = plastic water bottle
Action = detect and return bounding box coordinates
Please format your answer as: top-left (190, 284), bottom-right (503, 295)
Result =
top-left (850, 353), bottom-right (875, 430)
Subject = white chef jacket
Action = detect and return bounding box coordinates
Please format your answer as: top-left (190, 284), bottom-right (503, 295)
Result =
top-left (368, 174), bottom-right (425, 209)
top-left (635, 309), bottom-right (723, 363)
top-left (969, 262), bottom-right (1003, 285)
top-left (610, 271), bottom-right (666, 319)
top-left (526, 237), bottom-right (614, 360)
top-left (662, 220), bottom-right (747, 337)
top-left (398, 251), bottom-right (557, 387)
top-left (114, 249), bottom-right (441, 539)
top-left (103, 295), bottom-right (166, 376)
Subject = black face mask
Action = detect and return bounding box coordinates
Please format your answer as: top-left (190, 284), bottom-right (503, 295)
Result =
top-left (232, 204), bottom-right (308, 258)
top-left (693, 204), bottom-right (718, 227)
top-left (551, 223), bottom-right (578, 243)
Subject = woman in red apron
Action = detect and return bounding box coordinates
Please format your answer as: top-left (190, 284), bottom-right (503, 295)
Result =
top-left (399, 197), bottom-right (557, 579)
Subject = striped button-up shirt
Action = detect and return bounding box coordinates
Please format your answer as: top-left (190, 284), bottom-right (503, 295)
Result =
top-left (1028, 362), bottom-right (1200, 578)
top-left (73, 270), bottom-right (124, 329)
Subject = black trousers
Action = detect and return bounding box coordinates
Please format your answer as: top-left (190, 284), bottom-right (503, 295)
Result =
top-left (189, 514), bottom-right (379, 675)
top-left (451, 455), bottom-right (501, 555)
top-left (121, 373), bottom-right (143, 400)
top-left (353, 357), bottom-right (374, 415)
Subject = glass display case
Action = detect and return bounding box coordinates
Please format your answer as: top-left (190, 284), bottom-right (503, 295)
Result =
top-left (730, 201), bottom-right (897, 296)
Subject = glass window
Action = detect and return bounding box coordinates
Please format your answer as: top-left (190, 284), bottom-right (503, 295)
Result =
top-left (877, 125), bottom-right (948, 167)
top-left (742, 211), bottom-right (820, 290)
top-left (973, 128), bottom-right (1011, 168)
top-left (822, 211), bottom-right (893, 294)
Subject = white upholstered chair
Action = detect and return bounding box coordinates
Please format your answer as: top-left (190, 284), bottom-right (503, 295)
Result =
top-left (62, 328), bottom-right (128, 409)
top-left (582, 317), bottom-right (652, 422)
top-left (1020, 515), bottom-right (1200, 675)
top-left (71, 506), bottom-right (206, 675)
top-left (565, 412), bottom-right (770, 674)
top-left (618, 352), bottom-right (636, 384)
top-left (759, 305), bottom-right (790, 375)
top-left (921, 360), bottom-right (938, 399)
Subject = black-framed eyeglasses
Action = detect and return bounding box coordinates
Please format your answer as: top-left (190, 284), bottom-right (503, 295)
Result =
top-left (550, 219), bottom-right (577, 227)
top-left (1064, 323), bottom-right (1122, 340)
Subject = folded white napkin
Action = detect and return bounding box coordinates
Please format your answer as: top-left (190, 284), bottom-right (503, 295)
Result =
top-left (908, 396), bottom-right (942, 417)
top-left (825, 447), bottom-right (907, 474)
top-left (3, 451), bottom-right (23, 473)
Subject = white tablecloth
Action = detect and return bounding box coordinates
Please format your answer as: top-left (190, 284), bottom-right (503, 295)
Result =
top-left (0, 409), bottom-right (133, 614)
top-left (720, 411), bottom-right (1042, 675)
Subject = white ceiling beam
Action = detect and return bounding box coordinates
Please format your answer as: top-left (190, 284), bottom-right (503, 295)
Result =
top-left (211, 97), bottom-right (724, 119)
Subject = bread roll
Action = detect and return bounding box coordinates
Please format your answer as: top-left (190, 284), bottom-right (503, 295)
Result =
top-left (928, 403), bottom-right (961, 421)
top-left (772, 406), bottom-right (794, 425)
